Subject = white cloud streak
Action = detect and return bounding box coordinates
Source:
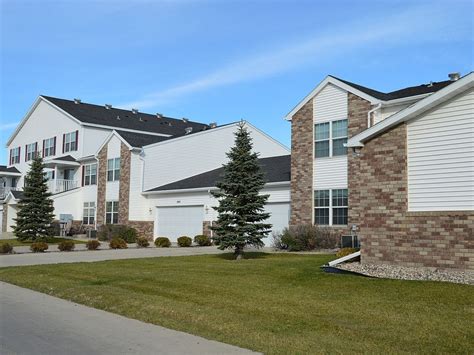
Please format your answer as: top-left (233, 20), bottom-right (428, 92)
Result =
top-left (0, 122), bottom-right (19, 131)
top-left (119, 3), bottom-right (464, 110)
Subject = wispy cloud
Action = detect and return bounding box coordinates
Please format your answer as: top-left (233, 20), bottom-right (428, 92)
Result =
top-left (0, 122), bottom-right (18, 131)
top-left (118, 3), bottom-right (465, 109)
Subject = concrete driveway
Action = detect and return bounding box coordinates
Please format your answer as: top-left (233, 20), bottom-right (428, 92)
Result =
top-left (0, 282), bottom-right (258, 355)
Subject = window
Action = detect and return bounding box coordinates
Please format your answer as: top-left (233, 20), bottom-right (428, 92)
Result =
top-left (45, 170), bottom-right (55, 180)
top-left (25, 143), bottom-right (37, 161)
top-left (9, 147), bottom-right (20, 164)
top-left (107, 158), bottom-right (120, 182)
top-left (63, 131), bottom-right (78, 153)
top-left (43, 137), bottom-right (56, 157)
top-left (105, 201), bottom-right (119, 224)
top-left (314, 189), bottom-right (348, 226)
top-left (83, 202), bottom-right (95, 225)
top-left (83, 163), bottom-right (97, 186)
top-left (314, 119), bottom-right (348, 158)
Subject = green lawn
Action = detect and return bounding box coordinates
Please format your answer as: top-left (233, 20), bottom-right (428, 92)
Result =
top-left (0, 253), bottom-right (472, 354)
top-left (0, 237), bottom-right (86, 247)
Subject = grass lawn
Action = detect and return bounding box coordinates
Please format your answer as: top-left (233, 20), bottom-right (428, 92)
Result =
top-left (0, 253), bottom-right (472, 354)
top-left (0, 237), bottom-right (86, 247)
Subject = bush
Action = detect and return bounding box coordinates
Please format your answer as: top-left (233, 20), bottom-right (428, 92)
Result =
top-left (86, 240), bottom-right (101, 250)
top-left (177, 236), bottom-right (192, 247)
top-left (0, 243), bottom-right (14, 254)
top-left (194, 234), bottom-right (212, 246)
top-left (336, 247), bottom-right (360, 258)
top-left (273, 225), bottom-right (339, 251)
top-left (97, 224), bottom-right (138, 243)
top-left (30, 242), bottom-right (49, 253)
top-left (136, 237), bottom-right (150, 248)
top-left (109, 238), bottom-right (128, 249)
top-left (57, 240), bottom-right (75, 252)
top-left (154, 237), bottom-right (171, 248)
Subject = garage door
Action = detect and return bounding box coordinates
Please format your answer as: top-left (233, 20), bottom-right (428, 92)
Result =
top-left (263, 202), bottom-right (290, 246)
top-left (156, 206), bottom-right (204, 242)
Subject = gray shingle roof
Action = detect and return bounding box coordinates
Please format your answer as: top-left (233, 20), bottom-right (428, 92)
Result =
top-left (42, 95), bottom-right (210, 136)
top-left (147, 155), bottom-right (291, 192)
top-left (115, 130), bottom-right (170, 148)
top-left (0, 166), bottom-right (21, 173)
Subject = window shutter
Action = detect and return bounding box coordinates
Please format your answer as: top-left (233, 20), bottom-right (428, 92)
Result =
top-left (53, 137), bottom-right (57, 155)
top-left (35, 142), bottom-right (38, 158)
top-left (82, 166), bottom-right (85, 187)
top-left (62, 134), bottom-right (65, 153)
top-left (25, 145), bottom-right (27, 161)
top-left (18, 147), bottom-right (21, 163)
top-left (42, 139), bottom-right (45, 157)
top-left (75, 130), bottom-right (79, 151)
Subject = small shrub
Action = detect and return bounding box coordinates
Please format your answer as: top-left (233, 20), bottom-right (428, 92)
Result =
top-left (97, 224), bottom-right (138, 243)
top-left (177, 236), bottom-right (192, 247)
top-left (30, 242), bottom-right (49, 253)
top-left (273, 225), bottom-right (340, 251)
top-left (136, 237), bottom-right (150, 248)
top-left (194, 234), bottom-right (212, 246)
top-left (86, 240), bottom-right (101, 250)
top-left (336, 247), bottom-right (359, 258)
top-left (154, 237), bottom-right (171, 248)
top-left (120, 227), bottom-right (138, 243)
top-left (0, 243), bottom-right (14, 254)
top-left (57, 240), bottom-right (75, 252)
top-left (109, 238), bottom-right (128, 249)
top-left (212, 236), bottom-right (221, 246)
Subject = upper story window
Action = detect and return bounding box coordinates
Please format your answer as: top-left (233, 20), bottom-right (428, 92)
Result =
top-left (63, 131), bottom-right (78, 153)
top-left (107, 158), bottom-right (120, 182)
top-left (83, 163), bottom-right (97, 186)
top-left (314, 189), bottom-right (348, 226)
top-left (25, 142), bottom-right (37, 162)
top-left (9, 147), bottom-right (20, 165)
top-left (314, 119), bottom-right (348, 158)
top-left (43, 137), bottom-right (56, 158)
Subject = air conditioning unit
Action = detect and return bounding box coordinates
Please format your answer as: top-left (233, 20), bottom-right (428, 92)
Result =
top-left (341, 235), bottom-right (359, 248)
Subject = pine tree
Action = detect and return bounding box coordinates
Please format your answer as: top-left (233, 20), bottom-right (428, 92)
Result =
top-left (13, 154), bottom-right (55, 241)
top-left (211, 123), bottom-right (272, 259)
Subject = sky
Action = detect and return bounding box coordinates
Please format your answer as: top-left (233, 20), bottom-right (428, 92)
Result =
top-left (0, 0), bottom-right (473, 165)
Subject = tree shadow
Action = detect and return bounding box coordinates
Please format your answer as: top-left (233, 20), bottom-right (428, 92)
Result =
top-left (215, 252), bottom-right (270, 260)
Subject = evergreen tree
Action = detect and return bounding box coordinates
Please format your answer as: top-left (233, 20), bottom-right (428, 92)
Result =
top-left (211, 123), bottom-right (272, 259)
top-left (13, 154), bottom-right (55, 241)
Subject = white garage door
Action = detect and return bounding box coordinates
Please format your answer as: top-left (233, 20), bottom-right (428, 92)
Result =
top-left (263, 202), bottom-right (290, 246)
top-left (156, 206), bottom-right (204, 242)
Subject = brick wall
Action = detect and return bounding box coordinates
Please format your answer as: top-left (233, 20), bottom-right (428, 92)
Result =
top-left (203, 221), bottom-right (212, 237)
top-left (127, 220), bottom-right (154, 240)
top-left (118, 143), bottom-right (130, 224)
top-left (96, 145), bottom-right (107, 226)
top-left (351, 123), bottom-right (474, 270)
top-left (289, 99), bottom-right (314, 226)
top-left (1, 205), bottom-right (7, 232)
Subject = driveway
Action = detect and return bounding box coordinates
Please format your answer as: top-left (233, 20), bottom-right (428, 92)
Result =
top-left (0, 247), bottom-right (225, 267)
top-left (0, 282), bottom-right (258, 355)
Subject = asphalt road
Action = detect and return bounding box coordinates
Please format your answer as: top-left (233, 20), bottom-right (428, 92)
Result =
top-left (0, 282), bottom-right (258, 355)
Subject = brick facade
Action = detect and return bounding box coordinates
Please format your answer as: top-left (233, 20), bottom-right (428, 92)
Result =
top-left (203, 221), bottom-right (212, 237)
top-left (351, 123), bottom-right (474, 270)
top-left (127, 220), bottom-right (154, 240)
top-left (289, 99), bottom-right (314, 226)
top-left (96, 144), bottom-right (108, 226)
top-left (1, 205), bottom-right (7, 232)
top-left (118, 143), bottom-right (131, 224)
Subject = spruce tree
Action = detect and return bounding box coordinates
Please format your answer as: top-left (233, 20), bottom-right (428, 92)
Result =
top-left (211, 123), bottom-right (272, 259)
top-left (13, 154), bottom-right (55, 241)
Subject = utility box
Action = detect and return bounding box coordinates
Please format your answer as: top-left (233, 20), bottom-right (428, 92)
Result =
top-left (341, 235), bottom-right (359, 248)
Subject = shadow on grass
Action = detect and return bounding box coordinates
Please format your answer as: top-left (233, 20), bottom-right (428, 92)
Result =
top-left (215, 252), bottom-right (270, 260)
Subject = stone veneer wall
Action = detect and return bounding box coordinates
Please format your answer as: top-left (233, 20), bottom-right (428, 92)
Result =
top-left (96, 145), bottom-right (108, 226)
top-left (289, 99), bottom-right (314, 226)
top-left (1, 205), bottom-right (7, 232)
top-left (118, 143), bottom-right (131, 225)
top-left (203, 221), bottom-right (212, 237)
top-left (351, 123), bottom-right (474, 270)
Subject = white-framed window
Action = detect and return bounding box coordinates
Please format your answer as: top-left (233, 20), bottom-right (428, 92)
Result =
top-left (43, 137), bottom-right (56, 157)
top-left (83, 163), bottom-right (97, 186)
top-left (83, 202), bottom-right (96, 225)
top-left (314, 119), bottom-right (348, 158)
top-left (10, 147), bottom-right (20, 164)
top-left (63, 131), bottom-right (78, 152)
top-left (107, 158), bottom-right (120, 182)
top-left (105, 201), bottom-right (119, 224)
top-left (314, 189), bottom-right (348, 226)
top-left (45, 170), bottom-right (55, 180)
top-left (25, 142), bottom-right (37, 161)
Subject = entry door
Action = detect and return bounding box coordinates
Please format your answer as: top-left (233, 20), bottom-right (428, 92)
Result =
top-left (156, 206), bottom-right (204, 242)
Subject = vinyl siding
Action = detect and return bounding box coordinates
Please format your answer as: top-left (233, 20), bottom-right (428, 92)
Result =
top-left (407, 88), bottom-right (474, 211)
top-left (313, 84), bottom-right (348, 123)
top-left (313, 156), bottom-right (348, 189)
top-left (128, 152), bottom-right (151, 221)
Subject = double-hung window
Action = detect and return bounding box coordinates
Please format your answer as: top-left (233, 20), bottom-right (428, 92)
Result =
top-left (105, 201), bottom-right (119, 224)
top-left (63, 131), bottom-right (78, 153)
top-left (43, 137), bottom-right (56, 157)
top-left (10, 147), bottom-right (20, 164)
top-left (314, 119), bottom-right (348, 158)
top-left (25, 143), bottom-right (37, 161)
top-left (107, 158), bottom-right (120, 182)
top-left (83, 202), bottom-right (95, 225)
top-left (314, 189), bottom-right (348, 226)
top-left (83, 163), bottom-right (97, 186)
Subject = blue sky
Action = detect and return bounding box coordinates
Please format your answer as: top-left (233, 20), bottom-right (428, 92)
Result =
top-left (1, 0), bottom-right (473, 165)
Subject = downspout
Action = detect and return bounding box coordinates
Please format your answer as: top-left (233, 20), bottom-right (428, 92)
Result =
top-left (93, 154), bottom-right (99, 232)
top-left (367, 103), bottom-right (382, 128)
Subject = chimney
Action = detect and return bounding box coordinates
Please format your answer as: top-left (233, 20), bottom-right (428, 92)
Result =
top-left (73, 98), bottom-right (81, 104)
top-left (209, 122), bottom-right (217, 128)
top-left (105, 104), bottom-right (112, 110)
top-left (185, 127), bottom-right (193, 135)
top-left (132, 108), bottom-right (139, 114)
top-left (448, 72), bottom-right (461, 81)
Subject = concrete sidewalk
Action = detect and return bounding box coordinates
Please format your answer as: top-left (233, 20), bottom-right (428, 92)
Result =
top-left (0, 282), bottom-right (258, 355)
top-left (0, 246), bottom-right (225, 267)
